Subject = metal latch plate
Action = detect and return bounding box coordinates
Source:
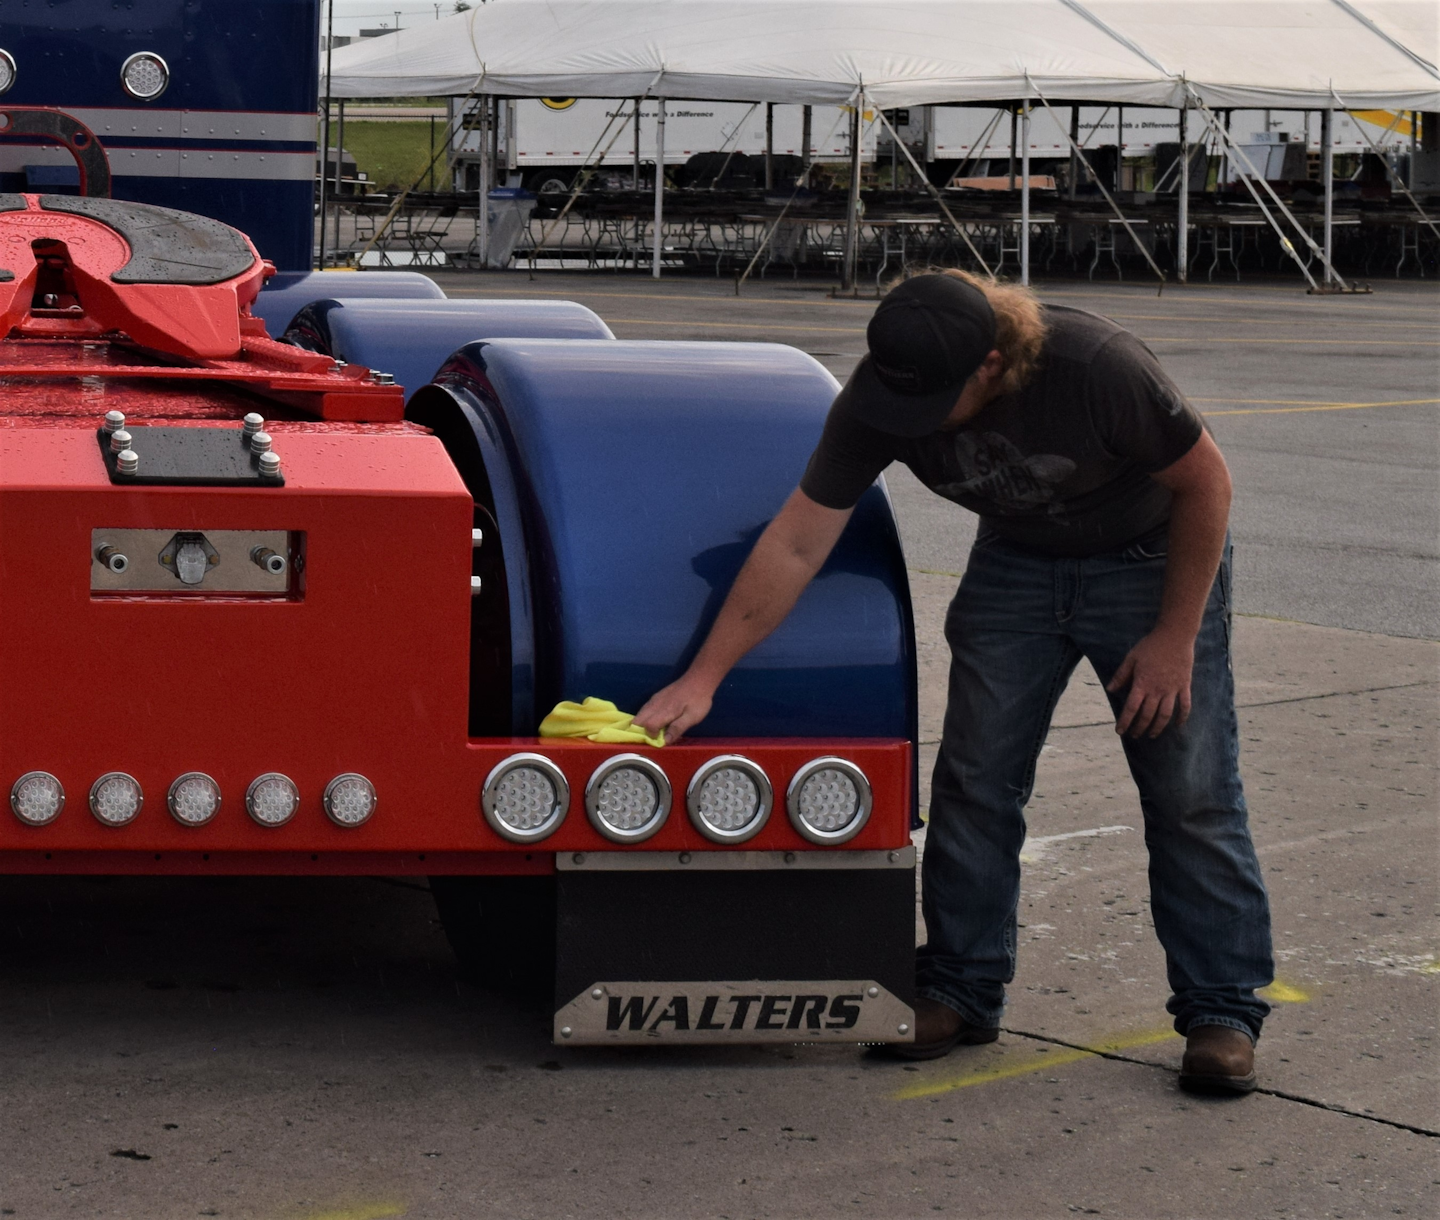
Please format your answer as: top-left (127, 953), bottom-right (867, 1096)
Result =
top-left (97, 426), bottom-right (283, 486)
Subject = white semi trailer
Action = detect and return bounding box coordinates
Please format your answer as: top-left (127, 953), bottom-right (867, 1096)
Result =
top-left (448, 98), bottom-right (1421, 192)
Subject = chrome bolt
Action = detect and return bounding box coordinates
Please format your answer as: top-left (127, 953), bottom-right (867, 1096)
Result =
top-left (250, 431), bottom-right (272, 454)
top-left (109, 429), bottom-right (132, 454)
top-left (116, 449), bottom-right (139, 477)
top-left (559, 1026), bottom-right (572, 1039)
top-left (897, 1023), bottom-right (910, 1035)
top-left (251, 546), bottom-right (287, 576)
top-left (571, 852), bottom-right (584, 866)
top-left (888, 850), bottom-right (900, 864)
top-left (591, 988), bottom-right (604, 1001)
top-left (678, 852), bottom-right (691, 865)
top-left (242, 412), bottom-right (265, 436)
top-left (470, 576), bottom-right (483, 595)
top-left (371, 370), bottom-right (395, 385)
top-left (784, 851), bottom-right (796, 865)
top-left (102, 410), bottom-right (125, 433)
top-left (96, 545), bottom-right (128, 574)
top-left (330, 359), bottom-right (347, 372)
top-left (866, 986), bottom-right (879, 998)
top-left (258, 451), bottom-right (282, 480)
top-left (471, 528), bottom-right (484, 547)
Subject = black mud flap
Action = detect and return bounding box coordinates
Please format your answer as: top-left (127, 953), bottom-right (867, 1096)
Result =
top-left (554, 850), bottom-right (916, 1046)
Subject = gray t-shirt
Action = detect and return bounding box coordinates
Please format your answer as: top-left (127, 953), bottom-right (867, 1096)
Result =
top-left (800, 305), bottom-right (1205, 558)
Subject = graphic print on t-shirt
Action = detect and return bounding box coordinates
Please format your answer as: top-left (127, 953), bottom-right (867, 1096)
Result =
top-left (933, 431), bottom-right (1078, 510)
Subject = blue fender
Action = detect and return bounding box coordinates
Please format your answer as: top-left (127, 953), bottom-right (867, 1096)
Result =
top-left (250, 270), bottom-right (444, 335)
top-left (409, 339), bottom-right (917, 749)
top-left (284, 298), bottom-right (615, 402)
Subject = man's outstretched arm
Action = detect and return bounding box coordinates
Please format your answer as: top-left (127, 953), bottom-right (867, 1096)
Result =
top-left (634, 488), bottom-right (854, 740)
top-left (1107, 429), bottom-right (1233, 738)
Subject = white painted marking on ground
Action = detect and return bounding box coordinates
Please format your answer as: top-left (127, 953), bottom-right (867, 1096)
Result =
top-left (1021, 825), bottom-right (1134, 863)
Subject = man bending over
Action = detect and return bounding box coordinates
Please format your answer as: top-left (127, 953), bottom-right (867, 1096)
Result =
top-left (636, 271), bottom-right (1273, 1094)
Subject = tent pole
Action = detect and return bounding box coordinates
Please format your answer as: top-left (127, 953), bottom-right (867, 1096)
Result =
top-left (478, 96), bottom-right (490, 268)
top-left (1008, 106), bottom-right (1017, 189)
top-left (1321, 109), bottom-right (1334, 285)
top-left (1068, 106), bottom-right (1079, 200)
top-left (318, 0), bottom-right (333, 271)
top-left (652, 98), bottom-right (665, 279)
top-left (1177, 103), bottom-right (1189, 283)
top-left (1115, 105), bottom-right (1124, 191)
top-left (1020, 98), bottom-right (1031, 286)
top-left (765, 103), bottom-right (775, 191)
top-left (632, 99), bottom-right (641, 188)
top-left (330, 98), bottom-right (345, 267)
top-left (1410, 111), bottom-right (1418, 190)
top-left (842, 102), bottom-right (861, 291)
top-left (801, 105), bottom-right (813, 186)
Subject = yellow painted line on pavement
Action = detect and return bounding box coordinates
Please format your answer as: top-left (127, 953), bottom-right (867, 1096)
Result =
top-left (293, 1204), bottom-right (406, 1220)
top-left (892, 1027), bottom-right (1179, 1100)
top-left (1201, 397), bottom-right (1440, 417)
top-left (611, 316), bottom-right (866, 334)
top-left (1142, 336), bottom-right (1439, 347)
top-left (1105, 313), bottom-right (1439, 331)
top-left (1260, 980), bottom-right (1312, 1003)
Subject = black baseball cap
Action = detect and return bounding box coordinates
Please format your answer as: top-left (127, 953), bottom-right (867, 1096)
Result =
top-left (835, 274), bottom-right (997, 438)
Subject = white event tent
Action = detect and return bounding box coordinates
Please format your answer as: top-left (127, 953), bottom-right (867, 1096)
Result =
top-left (324, 0), bottom-right (1439, 285)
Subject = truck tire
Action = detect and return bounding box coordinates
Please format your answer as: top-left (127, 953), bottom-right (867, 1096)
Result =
top-left (429, 874), bottom-right (556, 995)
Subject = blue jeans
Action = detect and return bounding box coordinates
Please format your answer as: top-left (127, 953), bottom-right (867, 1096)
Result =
top-left (917, 532), bottom-right (1274, 1041)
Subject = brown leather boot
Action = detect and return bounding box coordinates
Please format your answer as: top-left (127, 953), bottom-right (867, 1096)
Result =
top-left (1179, 1024), bottom-right (1257, 1094)
top-left (892, 997), bottom-right (999, 1060)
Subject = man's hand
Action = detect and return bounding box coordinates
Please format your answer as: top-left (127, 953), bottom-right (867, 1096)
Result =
top-left (1107, 626), bottom-right (1194, 738)
top-left (1108, 429), bottom-right (1232, 740)
top-left (634, 675), bottom-right (714, 744)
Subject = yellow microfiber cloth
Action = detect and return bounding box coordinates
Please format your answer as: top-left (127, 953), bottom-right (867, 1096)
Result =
top-left (538, 697), bottom-right (665, 748)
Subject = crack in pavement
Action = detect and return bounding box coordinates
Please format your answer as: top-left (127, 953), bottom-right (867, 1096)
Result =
top-left (1002, 1027), bottom-right (1440, 1138)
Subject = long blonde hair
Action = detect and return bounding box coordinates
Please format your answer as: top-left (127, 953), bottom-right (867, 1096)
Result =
top-left (931, 268), bottom-right (1049, 395)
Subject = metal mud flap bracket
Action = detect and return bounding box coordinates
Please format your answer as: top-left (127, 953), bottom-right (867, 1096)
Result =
top-left (554, 848), bottom-right (916, 1045)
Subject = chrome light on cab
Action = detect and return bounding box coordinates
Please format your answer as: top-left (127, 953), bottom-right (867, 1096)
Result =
top-left (245, 772), bottom-right (299, 827)
top-left (168, 772), bottom-right (221, 827)
top-left (686, 755), bottom-right (772, 844)
top-left (324, 773), bottom-right (377, 828)
top-left (11, 771), bottom-right (64, 826)
top-left (0, 49), bottom-right (16, 96)
top-left (585, 754), bottom-right (671, 844)
top-left (786, 757), bottom-right (872, 845)
top-left (90, 772), bottom-right (143, 827)
top-left (482, 753), bottom-right (568, 843)
top-left (120, 51), bottom-right (169, 100)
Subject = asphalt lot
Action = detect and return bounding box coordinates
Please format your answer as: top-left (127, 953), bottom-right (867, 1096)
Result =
top-left (0, 271), bottom-right (1435, 1219)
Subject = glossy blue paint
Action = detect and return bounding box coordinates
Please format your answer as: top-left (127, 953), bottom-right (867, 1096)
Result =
top-left (430, 339), bottom-right (917, 745)
top-left (252, 271), bottom-right (445, 336)
top-left (285, 298), bottom-right (614, 401)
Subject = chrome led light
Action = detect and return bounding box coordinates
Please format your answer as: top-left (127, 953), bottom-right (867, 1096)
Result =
top-left (323, 773), bottom-right (377, 828)
top-left (686, 755), bottom-right (772, 844)
top-left (11, 771), bottom-right (63, 826)
top-left (585, 754), bottom-right (671, 844)
top-left (0, 49), bottom-right (16, 96)
top-left (482, 753), bottom-right (568, 843)
top-left (168, 772), bottom-right (220, 827)
top-left (245, 772), bottom-right (299, 827)
top-left (90, 772), bottom-right (142, 827)
top-left (786, 757), bottom-right (872, 845)
top-left (120, 51), bottom-right (169, 100)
